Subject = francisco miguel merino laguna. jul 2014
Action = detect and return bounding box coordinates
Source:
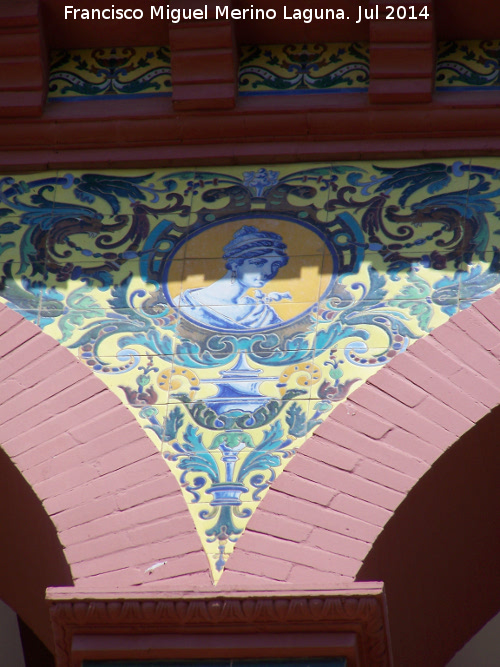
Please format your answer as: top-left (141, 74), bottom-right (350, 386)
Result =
top-left (64, 5), bottom-right (373, 23)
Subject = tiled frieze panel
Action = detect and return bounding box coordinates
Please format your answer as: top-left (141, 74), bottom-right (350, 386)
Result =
top-left (436, 40), bottom-right (500, 90)
top-left (48, 47), bottom-right (172, 100)
top-left (239, 43), bottom-right (369, 94)
top-left (0, 160), bottom-right (499, 582)
top-left (45, 40), bottom-right (500, 102)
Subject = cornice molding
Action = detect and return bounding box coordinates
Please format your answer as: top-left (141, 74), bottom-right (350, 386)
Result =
top-left (48, 592), bottom-right (391, 667)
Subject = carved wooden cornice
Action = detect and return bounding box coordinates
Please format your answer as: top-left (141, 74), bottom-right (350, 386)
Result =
top-left (48, 590), bottom-right (391, 667)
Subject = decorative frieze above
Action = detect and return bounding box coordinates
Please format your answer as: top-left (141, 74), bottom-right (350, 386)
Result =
top-left (436, 40), bottom-right (500, 90)
top-left (239, 43), bottom-right (369, 95)
top-left (0, 0), bottom-right (48, 116)
top-left (48, 47), bottom-right (172, 101)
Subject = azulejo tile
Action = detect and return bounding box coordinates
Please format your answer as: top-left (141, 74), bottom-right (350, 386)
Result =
top-left (436, 40), bottom-right (500, 90)
top-left (1, 162), bottom-right (500, 583)
top-left (48, 46), bottom-right (172, 100)
top-left (188, 165), bottom-right (335, 231)
top-left (238, 42), bottom-right (369, 94)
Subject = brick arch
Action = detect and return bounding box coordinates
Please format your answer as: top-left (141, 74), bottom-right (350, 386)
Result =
top-left (357, 402), bottom-right (500, 667)
top-left (0, 303), bottom-right (213, 645)
top-left (227, 289), bottom-right (500, 587)
top-left (1, 288), bottom-right (500, 648)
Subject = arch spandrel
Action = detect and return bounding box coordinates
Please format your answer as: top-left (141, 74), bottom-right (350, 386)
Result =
top-left (0, 160), bottom-right (499, 584)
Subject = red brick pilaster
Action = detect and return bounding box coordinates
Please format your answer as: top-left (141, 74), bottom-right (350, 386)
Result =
top-left (170, 0), bottom-right (237, 110)
top-left (0, 0), bottom-right (48, 117)
top-left (369, 0), bottom-right (435, 103)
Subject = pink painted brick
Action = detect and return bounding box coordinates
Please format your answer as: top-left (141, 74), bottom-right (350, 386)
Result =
top-left (0, 363), bottom-right (89, 422)
top-left (205, 569), bottom-right (284, 589)
top-left (382, 427), bottom-right (441, 464)
top-left (3, 408), bottom-right (86, 453)
top-left (64, 530), bottom-right (131, 564)
top-left (95, 439), bottom-right (151, 475)
top-left (0, 308), bottom-right (26, 335)
top-left (299, 434), bottom-right (361, 471)
top-left (272, 470), bottom-right (335, 506)
top-left (61, 495), bottom-right (188, 547)
top-left (14, 433), bottom-right (78, 470)
top-left (23, 446), bottom-right (86, 486)
top-left (321, 401), bottom-right (392, 440)
top-left (0, 320), bottom-right (39, 355)
top-left (330, 494), bottom-right (392, 528)
top-left (388, 351), bottom-right (488, 422)
top-left (76, 566), bottom-right (144, 588)
top-left (0, 378), bottom-right (24, 404)
top-left (14, 346), bottom-right (75, 388)
top-left (0, 346), bottom-right (38, 383)
top-left (453, 307), bottom-right (500, 351)
top-left (43, 455), bottom-right (165, 514)
top-left (415, 395), bottom-right (473, 437)
top-left (43, 376), bottom-right (105, 414)
top-left (34, 463), bottom-right (101, 501)
top-left (354, 459), bottom-right (415, 493)
top-left (84, 428), bottom-right (153, 464)
top-left (139, 551), bottom-right (209, 583)
top-left (281, 456), bottom-right (404, 511)
top-left (10, 389), bottom-right (123, 457)
top-left (475, 294), bottom-right (500, 329)
top-left (69, 405), bottom-right (135, 443)
top-left (54, 495), bottom-right (118, 532)
top-left (242, 532), bottom-right (361, 577)
top-left (115, 474), bottom-right (180, 511)
top-left (287, 564), bottom-right (352, 587)
top-left (247, 509), bottom-right (313, 543)
top-left (309, 419), bottom-right (428, 474)
top-left (0, 402), bottom-right (60, 445)
top-left (138, 532), bottom-right (204, 560)
top-left (492, 341), bottom-right (500, 360)
top-left (265, 492), bottom-right (382, 542)
top-left (367, 367), bottom-right (427, 407)
top-left (403, 337), bottom-right (462, 377)
top-left (71, 540), bottom-right (179, 579)
top-left (127, 515), bottom-right (195, 548)
top-left (8, 329), bottom-right (58, 365)
top-left (349, 384), bottom-right (455, 448)
top-left (226, 549), bottom-right (293, 581)
top-left (123, 492), bottom-right (188, 525)
top-left (432, 322), bottom-right (500, 382)
top-left (451, 366), bottom-right (500, 408)
top-left (308, 526), bottom-right (371, 561)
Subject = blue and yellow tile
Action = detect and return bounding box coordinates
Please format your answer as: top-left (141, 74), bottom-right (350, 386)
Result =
top-left (1, 162), bottom-right (500, 584)
top-left (239, 42), bottom-right (369, 94)
top-left (48, 46), bottom-right (172, 101)
top-left (436, 40), bottom-right (500, 91)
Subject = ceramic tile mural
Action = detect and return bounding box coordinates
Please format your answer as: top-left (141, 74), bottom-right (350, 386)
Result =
top-left (436, 40), bottom-right (500, 90)
top-left (1, 160), bottom-right (500, 582)
top-left (239, 43), bottom-right (369, 94)
top-left (47, 40), bottom-right (500, 101)
top-left (48, 47), bottom-right (172, 100)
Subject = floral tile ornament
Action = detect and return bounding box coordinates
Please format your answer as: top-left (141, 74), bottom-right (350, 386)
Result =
top-left (239, 42), bottom-right (369, 94)
top-left (436, 40), bottom-right (500, 90)
top-left (0, 162), bottom-right (500, 582)
top-left (48, 47), bottom-right (172, 100)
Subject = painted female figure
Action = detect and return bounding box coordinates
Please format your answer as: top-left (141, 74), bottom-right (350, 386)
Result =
top-left (176, 225), bottom-right (291, 330)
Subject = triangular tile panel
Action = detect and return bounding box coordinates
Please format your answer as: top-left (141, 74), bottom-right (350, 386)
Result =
top-left (1, 160), bottom-right (499, 582)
